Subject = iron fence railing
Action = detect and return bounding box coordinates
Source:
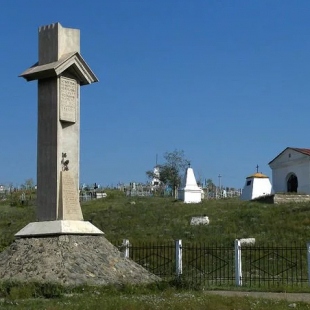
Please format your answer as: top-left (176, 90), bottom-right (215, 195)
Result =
top-left (181, 243), bottom-right (235, 286)
top-left (128, 242), bottom-right (175, 279)
top-left (115, 240), bottom-right (310, 288)
top-left (241, 244), bottom-right (308, 288)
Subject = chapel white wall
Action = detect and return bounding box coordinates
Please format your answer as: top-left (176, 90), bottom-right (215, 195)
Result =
top-left (241, 178), bottom-right (273, 201)
top-left (270, 149), bottom-right (310, 194)
top-left (251, 178), bottom-right (273, 199)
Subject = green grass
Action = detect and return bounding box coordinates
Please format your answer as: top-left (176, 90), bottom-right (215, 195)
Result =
top-left (81, 193), bottom-right (310, 245)
top-left (2, 191), bottom-right (310, 308)
top-left (2, 191), bottom-right (310, 248)
top-left (1, 283), bottom-right (310, 310)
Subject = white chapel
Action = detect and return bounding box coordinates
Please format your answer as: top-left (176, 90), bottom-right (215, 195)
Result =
top-left (269, 147), bottom-right (310, 194)
top-left (240, 171), bottom-right (273, 201)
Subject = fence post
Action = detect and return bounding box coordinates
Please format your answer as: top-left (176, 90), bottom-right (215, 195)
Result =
top-left (122, 239), bottom-right (130, 258)
top-left (235, 239), bottom-right (242, 286)
top-left (175, 239), bottom-right (182, 278)
top-left (307, 243), bottom-right (310, 286)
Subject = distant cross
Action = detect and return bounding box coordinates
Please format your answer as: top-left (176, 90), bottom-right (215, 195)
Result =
top-left (256, 165), bottom-right (259, 173)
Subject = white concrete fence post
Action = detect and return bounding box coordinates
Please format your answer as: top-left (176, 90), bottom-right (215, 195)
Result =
top-left (122, 239), bottom-right (130, 258)
top-left (235, 239), bottom-right (242, 286)
top-left (175, 239), bottom-right (182, 278)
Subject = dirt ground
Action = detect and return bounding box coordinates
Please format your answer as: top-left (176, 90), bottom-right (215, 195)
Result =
top-left (207, 290), bottom-right (310, 303)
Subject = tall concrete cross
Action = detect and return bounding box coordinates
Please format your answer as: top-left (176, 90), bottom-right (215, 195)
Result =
top-left (16, 23), bottom-right (103, 237)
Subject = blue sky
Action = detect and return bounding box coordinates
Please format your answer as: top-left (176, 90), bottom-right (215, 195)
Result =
top-left (1, 0), bottom-right (310, 189)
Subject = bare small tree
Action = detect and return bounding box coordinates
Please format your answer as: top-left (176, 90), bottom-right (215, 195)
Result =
top-left (146, 149), bottom-right (189, 197)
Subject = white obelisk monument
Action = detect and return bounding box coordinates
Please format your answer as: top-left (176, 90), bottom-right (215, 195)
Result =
top-left (16, 23), bottom-right (103, 236)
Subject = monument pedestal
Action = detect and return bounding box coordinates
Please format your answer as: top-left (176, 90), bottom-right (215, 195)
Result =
top-left (15, 220), bottom-right (104, 237)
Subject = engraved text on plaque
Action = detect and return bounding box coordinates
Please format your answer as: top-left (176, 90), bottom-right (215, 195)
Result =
top-left (59, 76), bottom-right (77, 123)
top-left (59, 171), bottom-right (83, 220)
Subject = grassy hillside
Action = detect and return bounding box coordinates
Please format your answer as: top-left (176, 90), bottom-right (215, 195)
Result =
top-left (2, 193), bottom-right (310, 307)
top-left (82, 191), bottom-right (310, 245)
top-left (1, 190), bottom-right (310, 250)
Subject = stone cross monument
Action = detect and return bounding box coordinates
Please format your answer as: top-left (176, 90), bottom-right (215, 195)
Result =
top-left (16, 23), bottom-right (103, 236)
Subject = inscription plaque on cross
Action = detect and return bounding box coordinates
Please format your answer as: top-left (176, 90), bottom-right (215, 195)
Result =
top-left (16, 23), bottom-right (103, 237)
top-left (60, 77), bottom-right (77, 123)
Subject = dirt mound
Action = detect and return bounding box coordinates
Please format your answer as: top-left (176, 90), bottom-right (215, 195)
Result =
top-left (0, 235), bottom-right (160, 286)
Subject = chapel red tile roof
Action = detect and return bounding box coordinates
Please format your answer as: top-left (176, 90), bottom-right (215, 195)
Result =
top-left (291, 148), bottom-right (310, 156)
top-left (268, 147), bottom-right (310, 165)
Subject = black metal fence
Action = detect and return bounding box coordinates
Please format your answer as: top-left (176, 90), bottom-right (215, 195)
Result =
top-left (181, 243), bottom-right (235, 287)
top-left (129, 242), bottom-right (175, 279)
top-left (241, 244), bottom-right (308, 288)
top-left (117, 240), bottom-right (309, 288)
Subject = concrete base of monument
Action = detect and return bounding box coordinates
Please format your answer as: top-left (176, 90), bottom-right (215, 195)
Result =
top-left (15, 220), bottom-right (104, 238)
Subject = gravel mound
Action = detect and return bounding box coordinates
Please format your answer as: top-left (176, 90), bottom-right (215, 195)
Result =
top-left (0, 235), bottom-right (160, 286)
